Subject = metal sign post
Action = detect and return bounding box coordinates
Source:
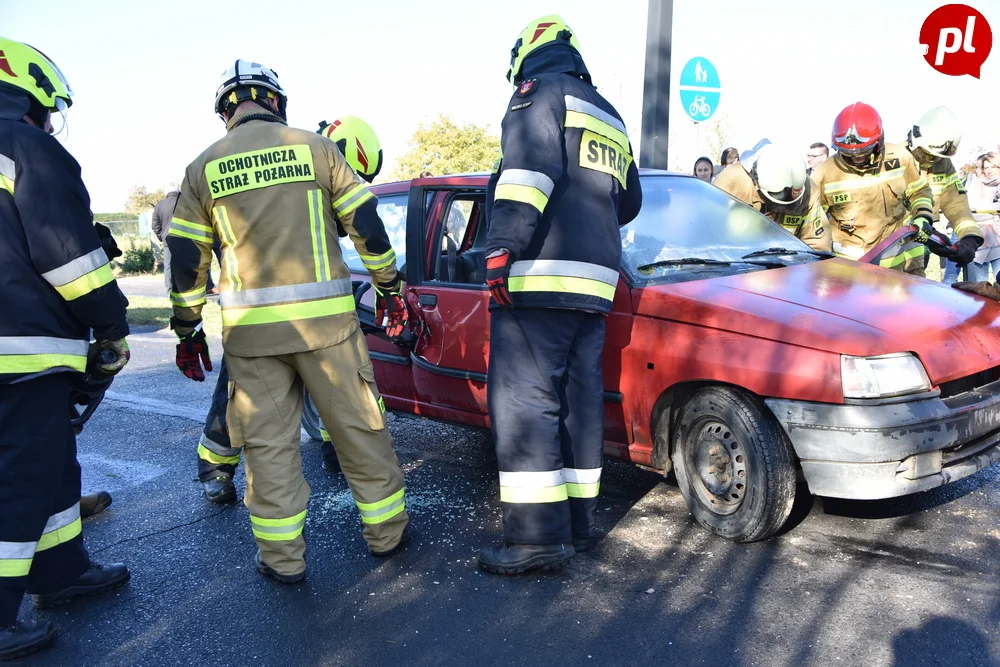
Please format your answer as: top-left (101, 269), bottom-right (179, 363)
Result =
top-left (639, 0), bottom-right (674, 169)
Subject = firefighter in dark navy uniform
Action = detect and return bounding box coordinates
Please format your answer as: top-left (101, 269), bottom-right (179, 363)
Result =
top-left (0, 36), bottom-right (131, 660)
top-left (477, 16), bottom-right (642, 575)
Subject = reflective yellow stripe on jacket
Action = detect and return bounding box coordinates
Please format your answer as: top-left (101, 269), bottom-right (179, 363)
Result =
top-left (333, 183), bottom-right (374, 218)
top-left (213, 206), bottom-right (242, 291)
top-left (168, 217), bottom-right (214, 244)
top-left (218, 278), bottom-right (355, 327)
top-left (0, 152), bottom-right (15, 196)
top-left (0, 336), bottom-right (88, 374)
top-left (508, 259), bottom-right (618, 303)
top-left (40, 247), bottom-right (114, 301)
top-left (905, 174), bottom-right (933, 211)
top-left (494, 169), bottom-right (555, 214)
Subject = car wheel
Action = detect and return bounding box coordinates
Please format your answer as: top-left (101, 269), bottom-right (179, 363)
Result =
top-left (671, 386), bottom-right (797, 542)
top-left (301, 388), bottom-right (324, 442)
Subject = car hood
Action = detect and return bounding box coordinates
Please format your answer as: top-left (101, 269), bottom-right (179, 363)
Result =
top-left (632, 258), bottom-right (1000, 385)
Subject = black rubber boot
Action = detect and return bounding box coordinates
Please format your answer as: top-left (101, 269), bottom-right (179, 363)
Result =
top-left (80, 491), bottom-right (113, 519)
top-left (254, 551), bottom-right (305, 585)
top-left (572, 536), bottom-right (592, 553)
top-left (369, 524), bottom-right (413, 558)
top-left (31, 562), bottom-right (130, 610)
top-left (477, 543), bottom-right (575, 575)
top-left (0, 620), bottom-right (56, 661)
top-left (320, 441), bottom-right (341, 474)
top-left (201, 476), bottom-right (236, 504)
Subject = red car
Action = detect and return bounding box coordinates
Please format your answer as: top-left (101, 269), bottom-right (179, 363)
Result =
top-left (301, 171), bottom-right (1000, 542)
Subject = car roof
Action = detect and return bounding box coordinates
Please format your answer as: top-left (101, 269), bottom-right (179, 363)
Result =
top-left (371, 168), bottom-right (689, 193)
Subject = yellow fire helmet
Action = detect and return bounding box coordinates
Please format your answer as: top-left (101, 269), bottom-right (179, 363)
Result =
top-left (0, 37), bottom-right (73, 129)
top-left (507, 15), bottom-right (582, 84)
top-left (317, 115), bottom-right (383, 182)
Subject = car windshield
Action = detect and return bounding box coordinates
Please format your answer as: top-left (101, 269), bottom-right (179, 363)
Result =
top-left (339, 193), bottom-right (408, 273)
top-left (621, 175), bottom-right (824, 284)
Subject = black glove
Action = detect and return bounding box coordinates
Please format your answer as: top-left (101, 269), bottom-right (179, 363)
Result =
top-left (94, 222), bottom-right (123, 261)
top-left (952, 281), bottom-right (1000, 301)
top-left (951, 236), bottom-right (982, 266)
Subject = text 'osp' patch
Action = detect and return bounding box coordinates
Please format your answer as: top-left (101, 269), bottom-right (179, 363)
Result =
top-left (205, 144), bottom-right (315, 198)
top-left (579, 129), bottom-right (632, 188)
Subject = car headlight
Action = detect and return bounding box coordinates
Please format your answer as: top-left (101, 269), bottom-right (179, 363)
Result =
top-left (841, 353), bottom-right (931, 399)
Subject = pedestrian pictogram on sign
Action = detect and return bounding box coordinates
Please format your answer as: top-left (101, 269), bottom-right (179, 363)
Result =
top-left (679, 57), bottom-right (720, 122)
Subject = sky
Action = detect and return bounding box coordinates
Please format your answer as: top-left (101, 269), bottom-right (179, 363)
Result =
top-left (5, 0), bottom-right (999, 212)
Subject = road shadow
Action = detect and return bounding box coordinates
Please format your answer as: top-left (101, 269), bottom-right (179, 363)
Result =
top-left (892, 617), bottom-right (998, 667)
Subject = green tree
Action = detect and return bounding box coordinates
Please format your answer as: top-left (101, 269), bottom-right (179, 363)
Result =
top-left (124, 184), bottom-right (166, 214)
top-left (704, 116), bottom-right (731, 166)
top-left (392, 115), bottom-right (500, 180)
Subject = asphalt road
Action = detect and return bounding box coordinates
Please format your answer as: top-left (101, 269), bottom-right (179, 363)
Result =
top-left (15, 286), bottom-right (1000, 666)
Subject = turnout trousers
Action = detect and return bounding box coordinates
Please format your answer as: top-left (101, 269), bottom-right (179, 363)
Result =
top-left (225, 327), bottom-right (408, 576)
top-left (0, 374), bottom-right (89, 625)
top-left (487, 308), bottom-right (606, 546)
top-left (195, 358), bottom-right (337, 482)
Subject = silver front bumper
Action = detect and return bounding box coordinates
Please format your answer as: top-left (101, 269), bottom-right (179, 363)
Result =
top-left (765, 379), bottom-right (1000, 499)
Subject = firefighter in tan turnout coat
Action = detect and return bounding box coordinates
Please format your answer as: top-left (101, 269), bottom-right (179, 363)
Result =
top-left (168, 60), bottom-right (410, 583)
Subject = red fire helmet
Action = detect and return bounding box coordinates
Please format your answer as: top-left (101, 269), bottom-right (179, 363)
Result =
top-left (832, 102), bottom-right (884, 169)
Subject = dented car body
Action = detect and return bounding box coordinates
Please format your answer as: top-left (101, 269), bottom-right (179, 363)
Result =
top-left (304, 170), bottom-right (1000, 540)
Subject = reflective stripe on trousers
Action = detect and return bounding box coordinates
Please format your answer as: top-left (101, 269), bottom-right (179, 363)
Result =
top-left (37, 502), bottom-right (82, 552)
top-left (0, 539), bottom-right (35, 577)
top-left (250, 510), bottom-right (307, 541)
top-left (498, 468), bottom-right (602, 502)
top-left (197, 432), bottom-right (242, 466)
top-left (356, 488), bottom-right (405, 524)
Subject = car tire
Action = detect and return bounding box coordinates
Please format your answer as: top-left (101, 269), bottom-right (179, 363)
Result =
top-left (301, 388), bottom-right (324, 442)
top-left (671, 386), bottom-right (797, 543)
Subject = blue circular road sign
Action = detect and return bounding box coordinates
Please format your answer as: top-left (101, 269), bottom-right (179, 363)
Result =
top-left (679, 57), bottom-right (721, 122)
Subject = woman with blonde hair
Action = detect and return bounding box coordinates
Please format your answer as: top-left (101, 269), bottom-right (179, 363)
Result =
top-left (965, 152), bottom-right (1000, 282)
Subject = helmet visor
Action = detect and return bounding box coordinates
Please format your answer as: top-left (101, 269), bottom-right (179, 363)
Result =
top-left (839, 143), bottom-right (877, 168)
top-left (925, 140), bottom-right (958, 158)
top-left (763, 186), bottom-right (804, 206)
top-left (50, 96), bottom-right (69, 137)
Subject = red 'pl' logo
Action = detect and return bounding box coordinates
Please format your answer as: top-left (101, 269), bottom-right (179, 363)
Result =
top-left (919, 4), bottom-right (992, 78)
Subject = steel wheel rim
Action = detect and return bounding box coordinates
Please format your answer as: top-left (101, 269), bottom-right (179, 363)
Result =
top-left (685, 418), bottom-right (748, 515)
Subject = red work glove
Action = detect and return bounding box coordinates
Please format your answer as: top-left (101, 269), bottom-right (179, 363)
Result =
top-left (375, 278), bottom-right (409, 339)
top-left (486, 249), bottom-right (513, 308)
top-left (176, 328), bottom-right (213, 381)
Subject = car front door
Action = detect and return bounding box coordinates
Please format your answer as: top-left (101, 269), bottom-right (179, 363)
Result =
top-left (404, 184), bottom-right (492, 427)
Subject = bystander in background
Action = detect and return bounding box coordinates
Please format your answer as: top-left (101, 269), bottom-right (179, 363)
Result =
top-left (964, 152), bottom-right (1000, 282)
top-left (806, 142), bottom-right (828, 174)
top-left (693, 156), bottom-right (714, 183)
